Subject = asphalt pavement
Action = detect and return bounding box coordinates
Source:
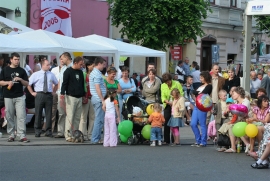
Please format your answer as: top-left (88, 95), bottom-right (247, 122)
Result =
top-left (1, 126), bottom-right (269, 181)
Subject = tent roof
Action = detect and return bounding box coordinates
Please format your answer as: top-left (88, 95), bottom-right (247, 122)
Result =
top-left (14, 30), bottom-right (117, 55)
top-left (78, 34), bottom-right (166, 57)
top-left (0, 33), bottom-right (62, 54)
top-left (0, 16), bottom-right (33, 35)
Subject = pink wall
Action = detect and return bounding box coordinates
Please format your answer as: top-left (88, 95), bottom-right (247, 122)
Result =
top-left (29, 0), bottom-right (110, 68)
top-left (29, 0), bottom-right (109, 37)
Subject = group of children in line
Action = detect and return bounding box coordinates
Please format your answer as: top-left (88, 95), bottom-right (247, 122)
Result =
top-left (103, 87), bottom-right (186, 147)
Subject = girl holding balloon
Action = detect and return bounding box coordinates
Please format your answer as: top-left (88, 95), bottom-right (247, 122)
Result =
top-left (190, 71), bottom-right (212, 147)
top-left (223, 87), bottom-right (250, 153)
top-left (246, 95), bottom-right (270, 156)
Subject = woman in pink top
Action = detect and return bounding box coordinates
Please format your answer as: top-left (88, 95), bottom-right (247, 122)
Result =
top-left (247, 95), bottom-right (270, 155)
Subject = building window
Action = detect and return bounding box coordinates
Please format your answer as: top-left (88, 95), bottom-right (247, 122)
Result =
top-left (209, 0), bottom-right (215, 4)
top-left (231, 0), bottom-right (237, 7)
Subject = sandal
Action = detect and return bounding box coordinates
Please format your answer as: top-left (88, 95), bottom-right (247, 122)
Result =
top-left (224, 148), bottom-right (236, 153)
top-left (217, 147), bottom-right (227, 152)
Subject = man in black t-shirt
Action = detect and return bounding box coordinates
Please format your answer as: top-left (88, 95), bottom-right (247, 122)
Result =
top-left (60, 56), bottom-right (85, 142)
top-left (0, 52), bottom-right (30, 143)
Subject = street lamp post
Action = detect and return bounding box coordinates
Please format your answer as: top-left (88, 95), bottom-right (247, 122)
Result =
top-left (253, 30), bottom-right (263, 63)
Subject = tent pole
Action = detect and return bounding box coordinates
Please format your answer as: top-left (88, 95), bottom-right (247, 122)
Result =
top-left (130, 57), bottom-right (134, 75)
top-left (161, 55), bottom-right (166, 74)
top-left (114, 52), bottom-right (120, 73)
top-left (243, 14), bottom-right (252, 92)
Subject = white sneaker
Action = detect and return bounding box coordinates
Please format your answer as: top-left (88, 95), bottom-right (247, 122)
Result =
top-left (158, 141), bottom-right (162, 146)
top-left (150, 141), bottom-right (156, 146)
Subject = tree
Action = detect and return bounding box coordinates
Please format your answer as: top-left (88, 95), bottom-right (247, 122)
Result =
top-left (107, 0), bottom-right (211, 50)
top-left (254, 16), bottom-right (270, 36)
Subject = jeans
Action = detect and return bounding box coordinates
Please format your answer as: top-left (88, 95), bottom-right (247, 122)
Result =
top-left (91, 102), bottom-right (105, 143)
top-left (151, 127), bottom-right (162, 141)
top-left (190, 106), bottom-right (207, 145)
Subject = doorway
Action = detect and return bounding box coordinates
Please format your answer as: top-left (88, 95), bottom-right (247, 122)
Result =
top-left (200, 36), bottom-right (216, 71)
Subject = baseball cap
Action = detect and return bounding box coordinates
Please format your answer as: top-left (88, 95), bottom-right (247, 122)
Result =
top-left (226, 97), bottom-right (234, 103)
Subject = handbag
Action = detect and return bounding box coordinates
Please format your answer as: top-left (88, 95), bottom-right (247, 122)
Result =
top-left (82, 97), bottom-right (88, 104)
top-left (217, 134), bottom-right (231, 147)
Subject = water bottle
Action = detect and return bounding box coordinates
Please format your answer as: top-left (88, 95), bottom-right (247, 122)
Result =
top-left (237, 141), bottom-right (241, 153)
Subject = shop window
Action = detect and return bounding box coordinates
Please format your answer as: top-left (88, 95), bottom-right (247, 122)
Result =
top-left (266, 45), bottom-right (270, 54)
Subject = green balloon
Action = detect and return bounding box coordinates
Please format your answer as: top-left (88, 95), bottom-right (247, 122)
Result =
top-left (120, 134), bottom-right (128, 143)
top-left (141, 125), bottom-right (151, 140)
top-left (232, 122), bottom-right (247, 137)
top-left (118, 120), bottom-right (133, 137)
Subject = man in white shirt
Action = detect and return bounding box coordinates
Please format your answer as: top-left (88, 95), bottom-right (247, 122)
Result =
top-left (27, 59), bottom-right (58, 137)
top-left (175, 60), bottom-right (186, 84)
top-left (250, 71), bottom-right (261, 99)
top-left (191, 65), bottom-right (201, 90)
top-left (51, 59), bottom-right (64, 133)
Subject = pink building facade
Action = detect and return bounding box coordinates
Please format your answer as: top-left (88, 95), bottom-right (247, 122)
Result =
top-left (29, 0), bottom-right (110, 37)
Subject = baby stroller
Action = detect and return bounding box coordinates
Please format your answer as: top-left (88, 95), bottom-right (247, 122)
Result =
top-left (122, 95), bottom-right (149, 145)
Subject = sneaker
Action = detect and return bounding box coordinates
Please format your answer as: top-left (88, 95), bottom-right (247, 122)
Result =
top-left (19, 138), bottom-right (30, 143)
top-left (251, 163), bottom-right (269, 169)
top-left (150, 141), bottom-right (156, 147)
top-left (191, 143), bottom-right (199, 147)
top-left (158, 141), bottom-right (162, 146)
top-left (7, 137), bottom-right (15, 142)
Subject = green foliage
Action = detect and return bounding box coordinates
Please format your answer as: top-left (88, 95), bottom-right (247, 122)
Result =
top-left (254, 15), bottom-right (270, 36)
top-left (107, 0), bottom-right (211, 50)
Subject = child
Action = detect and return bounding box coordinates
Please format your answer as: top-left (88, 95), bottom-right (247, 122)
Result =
top-left (214, 90), bottom-right (229, 133)
top-left (102, 88), bottom-right (120, 147)
top-left (214, 90), bottom-right (233, 151)
top-left (148, 103), bottom-right (165, 146)
top-left (167, 88), bottom-right (185, 146)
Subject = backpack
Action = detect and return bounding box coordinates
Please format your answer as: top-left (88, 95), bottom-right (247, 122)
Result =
top-left (142, 77), bottom-right (162, 104)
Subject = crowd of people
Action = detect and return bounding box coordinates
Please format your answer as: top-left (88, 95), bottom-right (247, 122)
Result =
top-left (0, 53), bottom-right (270, 169)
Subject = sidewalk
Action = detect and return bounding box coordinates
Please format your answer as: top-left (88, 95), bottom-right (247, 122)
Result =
top-left (0, 126), bottom-right (215, 146)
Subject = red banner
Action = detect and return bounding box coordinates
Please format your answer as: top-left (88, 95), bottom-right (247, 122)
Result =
top-left (170, 45), bottom-right (182, 60)
top-left (41, 0), bottom-right (72, 37)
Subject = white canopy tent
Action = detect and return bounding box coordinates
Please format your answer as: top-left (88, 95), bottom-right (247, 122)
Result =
top-left (78, 34), bottom-right (167, 74)
top-left (0, 16), bottom-right (33, 35)
top-left (0, 33), bottom-right (62, 53)
top-left (14, 30), bottom-right (118, 57)
top-left (243, 0), bottom-right (270, 91)
top-left (0, 33), bottom-right (63, 67)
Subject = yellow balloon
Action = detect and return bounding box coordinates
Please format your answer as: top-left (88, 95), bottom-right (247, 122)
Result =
top-left (223, 72), bottom-right (229, 79)
top-left (245, 124), bottom-right (258, 138)
top-left (146, 104), bottom-right (154, 115)
top-left (73, 52), bottom-right (83, 57)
